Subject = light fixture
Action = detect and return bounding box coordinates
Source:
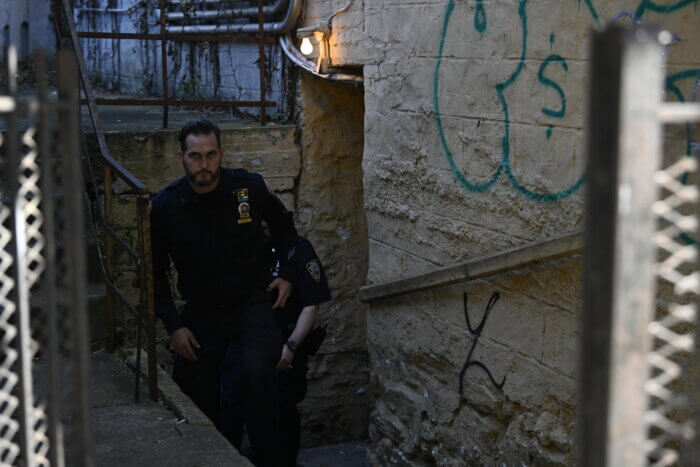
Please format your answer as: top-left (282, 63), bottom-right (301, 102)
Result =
top-left (300, 37), bottom-right (313, 55)
top-left (296, 23), bottom-right (331, 73)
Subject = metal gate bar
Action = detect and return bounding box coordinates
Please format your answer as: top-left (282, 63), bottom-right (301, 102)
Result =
top-left (579, 24), bottom-right (699, 466)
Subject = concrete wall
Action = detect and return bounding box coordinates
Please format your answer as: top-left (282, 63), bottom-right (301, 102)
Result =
top-left (296, 74), bottom-right (369, 443)
top-left (0, 0), bottom-right (54, 57)
top-left (73, 0), bottom-right (291, 118)
top-left (296, 0), bottom-right (698, 464)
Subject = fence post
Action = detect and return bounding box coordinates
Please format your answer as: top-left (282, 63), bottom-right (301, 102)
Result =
top-left (58, 48), bottom-right (95, 467)
top-left (103, 165), bottom-right (117, 352)
top-left (579, 26), bottom-right (665, 466)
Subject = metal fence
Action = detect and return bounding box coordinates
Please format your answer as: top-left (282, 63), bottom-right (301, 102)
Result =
top-left (0, 47), bottom-right (93, 466)
top-left (580, 25), bottom-right (699, 466)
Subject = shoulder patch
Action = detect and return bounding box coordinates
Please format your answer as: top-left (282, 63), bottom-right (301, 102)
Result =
top-left (306, 259), bottom-right (322, 284)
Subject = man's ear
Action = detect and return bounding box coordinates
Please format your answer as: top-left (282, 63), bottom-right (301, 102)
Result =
top-left (177, 150), bottom-right (184, 161)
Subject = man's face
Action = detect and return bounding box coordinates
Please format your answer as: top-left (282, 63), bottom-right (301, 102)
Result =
top-left (178, 132), bottom-right (222, 192)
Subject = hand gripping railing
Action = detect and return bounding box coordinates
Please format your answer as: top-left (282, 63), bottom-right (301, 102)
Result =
top-left (54, 0), bottom-right (158, 402)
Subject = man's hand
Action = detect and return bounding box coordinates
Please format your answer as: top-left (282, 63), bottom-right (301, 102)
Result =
top-left (171, 327), bottom-right (200, 361)
top-left (276, 344), bottom-right (294, 369)
top-left (266, 278), bottom-right (291, 309)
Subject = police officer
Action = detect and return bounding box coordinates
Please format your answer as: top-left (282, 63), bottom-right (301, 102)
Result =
top-left (150, 119), bottom-right (296, 467)
top-left (219, 222), bottom-right (331, 466)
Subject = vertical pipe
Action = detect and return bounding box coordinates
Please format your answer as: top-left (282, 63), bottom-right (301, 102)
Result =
top-left (160, 0), bottom-right (169, 129)
top-left (257, 0), bottom-right (266, 125)
top-left (7, 43), bottom-right (36, 467)
top-left (37, 49), bottom-right (65, 467)
top-left (103, 165), bottom-right (116, 351)
top-left (58, 49), bottom-right (94, 467)
top-left (579, 25), bottom-right (665, 466)
top-left (138, 196), bottom-right (158, 401)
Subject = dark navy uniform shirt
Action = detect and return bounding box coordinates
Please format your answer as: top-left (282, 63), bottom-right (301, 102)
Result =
top-left (150, 167), bottom-right (298, 335)
top-left (268, 236), bottom-right (332, 339)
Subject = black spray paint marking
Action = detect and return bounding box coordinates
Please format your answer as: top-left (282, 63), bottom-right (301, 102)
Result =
top-left (458, 292), bottom-right (506, 396)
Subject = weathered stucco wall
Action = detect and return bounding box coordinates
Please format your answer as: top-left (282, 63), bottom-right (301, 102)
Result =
top-left (0, 0), bottom-right (54, 57)
top-left (296, 0), bottom-right (698, 464)
top-left (368, 257), bottom-right (581, 465)
top-left (296, 74), bottom-right (369, 444)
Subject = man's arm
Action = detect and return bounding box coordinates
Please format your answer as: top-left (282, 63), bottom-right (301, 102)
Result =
top-left (277, 305), bottom-right (318, 369)
top-left (150, 196), bottom-right (183, 334)
top-left (259, 179), bottom-right (298, 282)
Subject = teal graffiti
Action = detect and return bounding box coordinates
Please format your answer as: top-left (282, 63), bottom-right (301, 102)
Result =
top-left (538, 55), bottom-right (569, 118)
top-left (549, 33), bottom-right (555, 46)
top-left (434, 0), bottom-right (696, 202)
top-left (474, 0), bottom-right (487, 33)
top-left (435, 0), bottom-right (501, 192)
top-left (580, 0), bottom-right (601, 23)
top-left (499, 0), bottom-right (586, 201)
top-left (635, 0), bottom-right (698, 18)
top-left (434, 0), bottom-right (584, 201)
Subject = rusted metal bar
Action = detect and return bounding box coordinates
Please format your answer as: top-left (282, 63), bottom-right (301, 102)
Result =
top-left (73, 31), bottom-right (275, 43)
top-left (257, 0), bottom-right (267, 125)
top-left (104, 165), bottom-right (117, 352)
top-left (59, 48), bottom-right (95, 467)
top-left (159, 0), bottom-right (169, 129)
top-left (137, 196), bottom-right (158, 401)
top-left (104, 277), bottom-right (143, 320)
top-left (58, 0), bottom-right (147, 193)
top-left (99, 220), bottom-right (140, 261)
top-left (81, 97), bottom-right (277, 107)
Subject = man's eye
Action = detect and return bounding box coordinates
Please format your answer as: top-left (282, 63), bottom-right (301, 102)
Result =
top-left (206, 152), bottom-right (218, 158)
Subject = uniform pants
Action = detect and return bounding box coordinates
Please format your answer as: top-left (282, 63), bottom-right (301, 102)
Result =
top-left (173, 298), bottom-right (282, 467)
top-left (220, 343), bottom-right (309, 467)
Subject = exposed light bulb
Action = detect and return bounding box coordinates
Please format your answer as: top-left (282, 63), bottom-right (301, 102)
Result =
top-left (300, 37), bottom-right (313, 55)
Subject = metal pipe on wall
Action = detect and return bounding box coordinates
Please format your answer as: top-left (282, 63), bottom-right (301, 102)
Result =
top-left (165, 0), bottom-right (288, 21)
top-left (165, 0), bottom-right (301, 34)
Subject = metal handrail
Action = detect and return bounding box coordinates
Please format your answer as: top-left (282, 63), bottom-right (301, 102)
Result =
top-left (359, 231), bottom-right (584, 303)
top-left (55, 0), bottom-right (158, 402)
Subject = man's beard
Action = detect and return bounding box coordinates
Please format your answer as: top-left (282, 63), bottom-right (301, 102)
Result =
top-left (184, 162), bottom-right (220, 187)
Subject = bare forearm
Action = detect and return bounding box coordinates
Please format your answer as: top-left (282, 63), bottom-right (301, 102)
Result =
top-left (288, 305), bottom-right (318, 345)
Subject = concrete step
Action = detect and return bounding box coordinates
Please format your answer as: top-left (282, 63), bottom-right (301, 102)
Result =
top-left (298, 441), bottom-right (371, 467)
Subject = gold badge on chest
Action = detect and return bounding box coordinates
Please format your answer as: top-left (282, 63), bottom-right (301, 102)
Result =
top-left (236, 188), bottom-right (252, 224)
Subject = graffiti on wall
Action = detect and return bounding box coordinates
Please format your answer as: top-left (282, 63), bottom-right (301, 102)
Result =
top-left (458, 292), bottom-right (506, 396)
top-left (434, 0), bottom-right (699, 202)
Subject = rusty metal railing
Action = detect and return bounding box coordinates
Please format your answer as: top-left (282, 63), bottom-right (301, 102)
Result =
top-left (54, 0), bottom-right (158, 402)
top-left (54, 0), bottom-right (276, 128)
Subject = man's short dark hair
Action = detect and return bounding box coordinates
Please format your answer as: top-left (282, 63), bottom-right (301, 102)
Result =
top-left (179, 119), bottom-right (221, 152)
